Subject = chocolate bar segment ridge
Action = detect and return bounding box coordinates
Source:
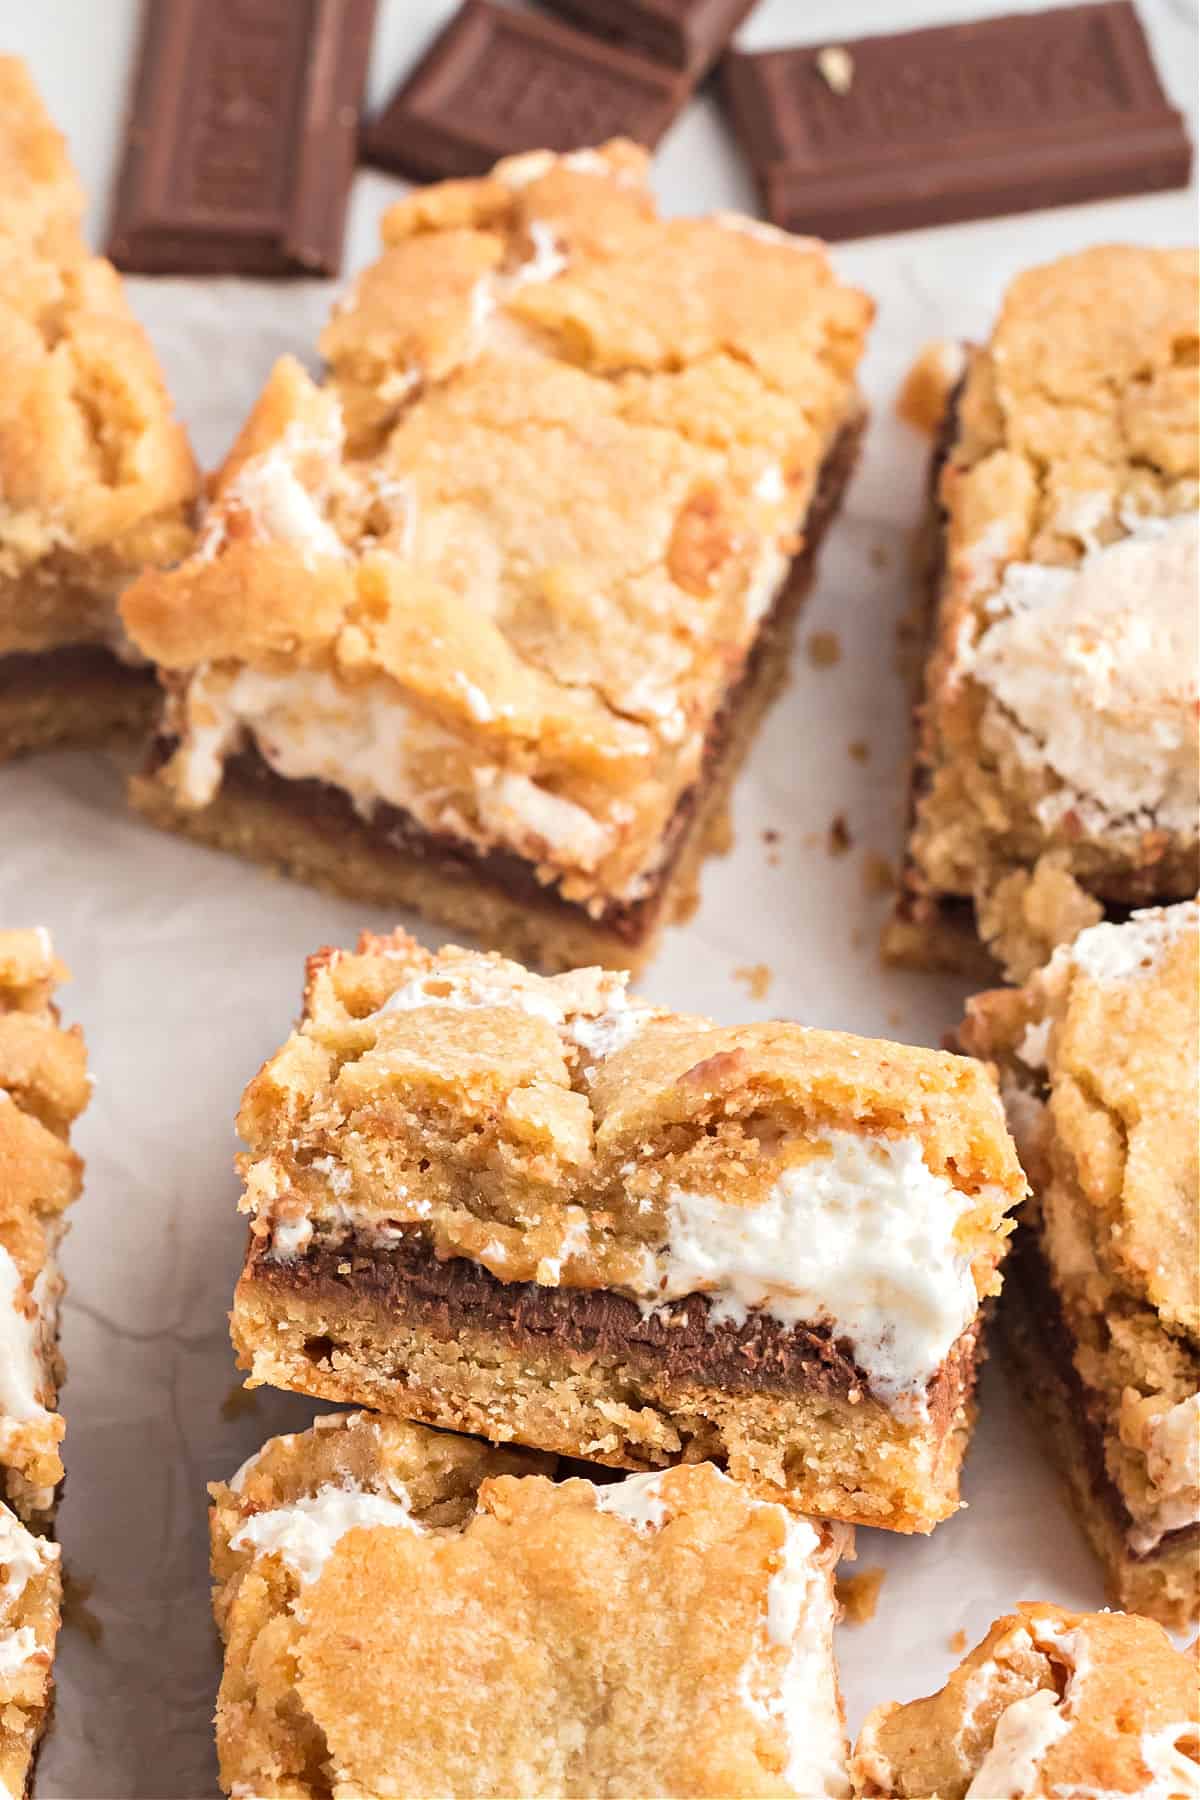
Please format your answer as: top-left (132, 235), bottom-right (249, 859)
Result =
top-left (108, 0), bottom-right (377, 276)
top-left (720, 2), bottom-right (1191, 239)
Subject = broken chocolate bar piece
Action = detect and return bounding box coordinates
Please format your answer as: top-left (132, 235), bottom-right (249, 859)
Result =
top-left (721, 2), bottom-right (1192, 240)
top-left (108, 0), bottom-right (377, 276)
top-left (540, 0), bottom-right (757, 77)
top-left (362, 0), bottom-right (688, 181)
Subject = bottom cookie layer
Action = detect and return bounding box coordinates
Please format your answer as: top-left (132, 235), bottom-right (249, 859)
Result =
top-left (233, 1233), bottom-right (980, 1533)
top-left (0, 645), bottom-right (154, 762)
top-left (130, 412), bottom-right (863, 973)
top-left (1003, 1240), bottom-right (1199, 1631)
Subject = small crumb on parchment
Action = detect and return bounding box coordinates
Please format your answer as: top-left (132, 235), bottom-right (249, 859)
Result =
top-left (807, 628), bottom-right (842, 668)
top-left (837, 1566), bottom-right (885, 1624)
top-left (762, 825), bottom-right (781, 868)
top-left (869, 542), bottom-right (890, 571)
top-left (221, 1382), bottom-right (261, 1422)
top-left (734, 963), bottom-right (772, 1002)
top-left (862, 851), bottom-right (895, 895)
top-left (848, 739), bottom-right (870, 763)
top-left (63, 1570), bottom-right (104, 1645)
top-left (704, 801), bottom-right (734, 857)
top-left (828, 814), bottom-right (853, 856)
top-left (815, 45), bottom-right (854, 95)
top-left (949, 1628), bottom-right (969, 1654)
top-left (897, 339), bottom-right (967, 435)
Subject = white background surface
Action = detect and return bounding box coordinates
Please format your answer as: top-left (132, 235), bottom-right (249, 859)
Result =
top-left (2, 2), bottom-right (1197, 1793)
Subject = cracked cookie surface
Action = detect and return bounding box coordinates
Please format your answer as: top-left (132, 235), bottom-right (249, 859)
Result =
top-left (889, 247), bottom-right (1199, 977)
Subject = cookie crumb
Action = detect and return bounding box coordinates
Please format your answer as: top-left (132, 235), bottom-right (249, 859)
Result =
top-left (949, 1628), bottom-right (969, 1654)
top-left (733, 963), bottom-right (772, 1002)
top-left (837, 1566), bottom-right (885, 1624)
top-left (221, 1382), bottom-right (261, 1422)
top-left (815, 45), bottom-right (854, 95)
top-left (862, 851), bottom-right (895, 895)
top-left (869, 542), bottom-right (890, 571)
top-left (62, 1571), bottom-right (103, 1646)
top-left (897, 339), bottom-right (967, 435)
top-left (807, 628), bottom-right (842, 668)
top-left (828, 814), bottom-right (852, 856)
top-left (848, 739), bottom-right (870, 763)
top-left (704, 802), bottom-right (734, 857)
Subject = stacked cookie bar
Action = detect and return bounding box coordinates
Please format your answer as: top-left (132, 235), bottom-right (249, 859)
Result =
top-left (0, 59), bottom-right (196, 761)
top-left (963, 901), bottom-right (1199, 1629)
top-left (212, 928), bottom-right (1027, 1794)
top-left (888, 246), bottom-right (1198, 978)
top-left (121, 140), bottom-right (872, 972)
top-left (0, 930), bottom-right (87, 1795)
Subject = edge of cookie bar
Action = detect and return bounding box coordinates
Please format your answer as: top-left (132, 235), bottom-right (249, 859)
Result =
top-left (129, 409), bottom-right (865, 973)
top-left (232, 1227), bottom-right (982, 1533)
top-left (0, 646), bottom-right (156, 763)
top-left (882, 373), bottom-right (998, 975)
top-left (1003, 1231), bottom-right (1200, 1631)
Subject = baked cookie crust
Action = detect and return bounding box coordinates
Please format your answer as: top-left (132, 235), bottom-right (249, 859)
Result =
top-left (210, 1410), bottom-right (851, 1799)
top-left (0, 58), bottom-right (197, 760)
top-left (851, 1603), bottom-right (1199, 1799)
top-left (0, 928), bottom-right (85, 1795)
top-left (887, 247), bottom-right (1199, 979)
top-left (122, 141), bottom-right (872, 970)
top-left (962, 899), bottom-right (1199, 1629)
top-left (229, 929), bottom-right (1025, 1533)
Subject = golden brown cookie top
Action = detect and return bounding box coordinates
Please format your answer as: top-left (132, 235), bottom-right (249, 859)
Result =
top-left (211, 1411), bottom-right (851, 1799)
top-left (0, 58), bottom-right (197, 625)
top-left (964, 899), bottom-right (1199, 1340)
top-left (0, 928), bottom-right (86, 1277)
top-left (908, 249), bottom-right (1199, 946)
top-left (852, 1603), bottom-right (1200, 1799)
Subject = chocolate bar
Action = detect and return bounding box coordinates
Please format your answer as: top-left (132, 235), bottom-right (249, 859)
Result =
top-left (539, 0), bottom-right (757, 77)
top-left (721, 2), bottom-right (1191, 240)
top-left (107, 0), bottom-right (377, 276)
top-left (362, 0), bottom-right (688, 181)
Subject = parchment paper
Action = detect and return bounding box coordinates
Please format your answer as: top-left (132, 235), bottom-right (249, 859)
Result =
top-left (3, 2), bottom-right (1195, 1790)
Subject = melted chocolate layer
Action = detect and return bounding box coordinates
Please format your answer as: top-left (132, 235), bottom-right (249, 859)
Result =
top-left (245, 1228), bottom-right (980, 1434)
top-left (0, 643), bottom-right (150, 696)
top-left (1012, 1228), bottom-right (1200, 1561)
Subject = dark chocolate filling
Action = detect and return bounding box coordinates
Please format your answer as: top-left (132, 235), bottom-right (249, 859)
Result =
top-left (1010, 1228), bottom-right (1200, 1562)
top-left (142, 411), bottom-right (864, 945)
top-left (0, 643), bottom-right (151, 696)
top-left (244, 1227), bottom-right (980, 1435)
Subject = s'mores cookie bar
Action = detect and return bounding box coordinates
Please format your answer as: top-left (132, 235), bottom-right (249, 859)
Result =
top-left (962, 900), bottom-right (1199, 1628)
top-left (851, 1604), bottom-right (1199, 1800)
top-left (0, 59), bottom-right (197, 761)
top-left (887, 247), bottom-right (1198, 979)
top-left (211, 1410), bottom-right (851, 1799)
top-left (0, 929), bottom-right (86, 1524)
top-left (122, 140), bottom-right (872, 972)
top-left (230, 930), bottom-right (1025, 1532)
top-left (0, 1502), bottom-right (60, 1800)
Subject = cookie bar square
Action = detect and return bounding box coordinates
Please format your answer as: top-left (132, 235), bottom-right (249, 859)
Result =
top-left (210, 1410), bottom-right (851, 1799)
top-left (0, 931), bottom-right (84, 1797)
top-left (886, 247), bottom-right (1198, 979)
top-left (0, 1501), bottom-right (61, 1800)
top-left (0, 59), bottom-right (197, 761)
top-left (229, 930), bottom-right (1025, 1533)
top-left (961, 900), bottom-right (1199, 1629)
top-left (121, 140), bottom-right (872, 972)
top-left (851, 1604), bottom-right (1198, 1799)
top-left (0, 929), bottom-right (87, 1525)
